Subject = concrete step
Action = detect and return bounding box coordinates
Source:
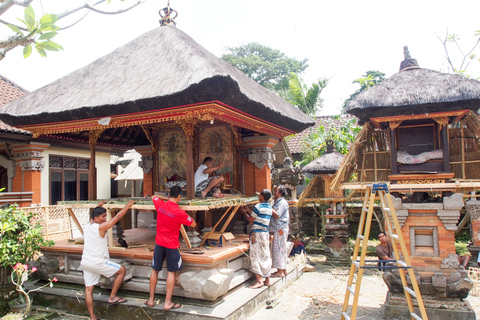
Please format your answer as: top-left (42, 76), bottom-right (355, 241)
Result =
top-left (29, 264), bottom-right (303, 320)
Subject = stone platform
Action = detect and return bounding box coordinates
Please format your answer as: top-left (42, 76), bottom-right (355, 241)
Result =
top-left (384, 292), bottom-right (476, 320)
top-left (29, 264), bottom-right (303, 320)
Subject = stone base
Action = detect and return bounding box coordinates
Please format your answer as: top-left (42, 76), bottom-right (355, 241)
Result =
top-left (385, 291), bottom-right (476, 320)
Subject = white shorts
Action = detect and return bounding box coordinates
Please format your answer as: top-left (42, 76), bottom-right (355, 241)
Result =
top-left (81, 260), bottom-right (121, 287)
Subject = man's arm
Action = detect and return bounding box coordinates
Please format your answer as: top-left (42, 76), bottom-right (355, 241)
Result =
top-left (99, 200), bottom-right (136, 235)
top-left (272, 208), bottom-right (279, 219)
top-left (203, 162), bottom-right (225, 174)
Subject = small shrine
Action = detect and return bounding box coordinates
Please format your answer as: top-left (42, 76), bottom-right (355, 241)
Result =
top-left (298, 140), bottom-right (349, 263)
top-left (336, 47), bottom-right (480, 317)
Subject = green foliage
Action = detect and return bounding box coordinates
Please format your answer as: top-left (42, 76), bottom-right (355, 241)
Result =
top-left (8, 5), bottom-right (62, 59)
top-left (295, 115), bottom-right (361, 167)
top-left (222, 43), bottom-right (308, 92)
top-left (0, 205), bottom-right (54, 268)
top-left (279, 72), bottom-right (328, 116)
top-left (455, 241), bottom-right (471, 256)
top-left (343, 70), bottom-right (385, 111)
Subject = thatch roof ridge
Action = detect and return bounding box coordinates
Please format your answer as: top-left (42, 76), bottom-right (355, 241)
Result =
top-left (0, 27), bottom-right (313, 133)
top-left (346, 68), bottom-right (480, 123)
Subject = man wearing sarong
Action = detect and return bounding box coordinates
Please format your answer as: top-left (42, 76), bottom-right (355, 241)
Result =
top-left (241, 189), bottom-right (273, 289)
top-left (194, 157), bottom-right (225, 198)
top-left (270, 185), bottom-right (289, 278)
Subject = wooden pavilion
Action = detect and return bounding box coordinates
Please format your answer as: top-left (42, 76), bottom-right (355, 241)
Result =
top-left (0, 24), bottom-right (313, 300)
top-left (332, 47), bottom-right (480, 300)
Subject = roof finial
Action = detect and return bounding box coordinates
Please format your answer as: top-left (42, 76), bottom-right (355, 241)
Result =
top-left (399, 46), bottom-right (420, 71)
top-left (159, 1), bottom-right (177, 27)
top-left (403, 46), bottom-right (411, 60)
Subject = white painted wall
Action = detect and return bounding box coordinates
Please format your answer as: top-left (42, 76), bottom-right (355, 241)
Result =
top-left (40, 146), bottom-right (111, 205)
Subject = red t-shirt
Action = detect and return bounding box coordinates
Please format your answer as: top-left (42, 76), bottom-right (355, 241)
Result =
top-left (153, 197), bottom-right (194, 249)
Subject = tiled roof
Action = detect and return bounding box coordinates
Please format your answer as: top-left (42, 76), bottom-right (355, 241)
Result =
top-left (0, 76), bottom-right (31, 135)
top-left (286, 114), bottom-right (358, 154)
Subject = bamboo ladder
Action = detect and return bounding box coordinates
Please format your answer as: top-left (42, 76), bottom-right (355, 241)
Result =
top-left (341, 183), bottom-right (428, 320)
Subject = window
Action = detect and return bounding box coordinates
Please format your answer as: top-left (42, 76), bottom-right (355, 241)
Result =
top-left (410, 226), bottom-right (439, 257)
top-left (49, 156), bottom-right (89, 205)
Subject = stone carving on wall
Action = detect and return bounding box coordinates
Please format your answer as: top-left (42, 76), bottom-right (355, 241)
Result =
top-left (244, 147), bottom-right (274, 170)
top-left (20, 160), bottom-right (44, 171)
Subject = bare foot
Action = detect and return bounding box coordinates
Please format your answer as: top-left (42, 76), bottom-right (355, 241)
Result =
top-left (201, 190), bottom-right (207, 198)
top-left (213, 190), bottom-right (224, 198)
top-left (264, 278), bottom-right (271, 287)
top-left (249, 281), bottom-right (264, 289)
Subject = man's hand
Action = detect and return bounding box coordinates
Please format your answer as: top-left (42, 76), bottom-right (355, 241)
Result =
top-left (96, 200), bottom-right (106, 207)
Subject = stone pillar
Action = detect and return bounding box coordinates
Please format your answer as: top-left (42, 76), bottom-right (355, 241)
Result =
top-left (11, 142), bottom-right (49, 206)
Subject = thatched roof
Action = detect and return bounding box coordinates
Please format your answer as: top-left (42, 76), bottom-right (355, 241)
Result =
top-left (346, 66), bottom-right (480, 124)
top-left (302, 141), bottom-right (344, 174)
top-left (0, 26), bottom-right (313, 133)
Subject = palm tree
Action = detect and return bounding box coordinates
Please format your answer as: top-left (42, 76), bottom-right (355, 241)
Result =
top-left (280, 72), bottom-right (328, 116)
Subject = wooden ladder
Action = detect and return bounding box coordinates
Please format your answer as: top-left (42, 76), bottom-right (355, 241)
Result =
top-left (340, 183), bottom-right (428, 320)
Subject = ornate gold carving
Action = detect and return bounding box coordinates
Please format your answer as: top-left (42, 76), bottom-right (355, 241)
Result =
top-left (141, 125), bottom-right (159, 152)
top-left (397, 179), bottom-right (446, 184)
top-left (89, 130), bottom-right (103, 146)
top-left (159, 1), bottom-right (178, 26)
top-left (180, 121), bottom-right (196, 141)
top-left (21, 103), bottom-right (291, 140)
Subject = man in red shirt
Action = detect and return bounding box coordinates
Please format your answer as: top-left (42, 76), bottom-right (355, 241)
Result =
top-left (144, 186), bottom-right (196, 310)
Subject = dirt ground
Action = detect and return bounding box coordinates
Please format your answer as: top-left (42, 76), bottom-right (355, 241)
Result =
top-left (247, 255), bottom-right (480, 320)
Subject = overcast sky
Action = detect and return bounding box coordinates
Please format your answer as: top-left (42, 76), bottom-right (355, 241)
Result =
top-left (1, 0), bottom-right (480, 115)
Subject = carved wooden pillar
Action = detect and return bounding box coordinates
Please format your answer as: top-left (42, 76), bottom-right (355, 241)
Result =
top-left (88, 130), bottom-right (102, 200)
top-left (182, 122), bottom-right (196, 200)
top-left (231, 125), bottom-right (242, 191)
top-left (141, 126), bottom-right (159, 193)
top-left (388, 121), bottom-right (401, 175)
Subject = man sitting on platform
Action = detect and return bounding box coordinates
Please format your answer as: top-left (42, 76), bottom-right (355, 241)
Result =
top-left (194, 157), bottom-right (225, 198)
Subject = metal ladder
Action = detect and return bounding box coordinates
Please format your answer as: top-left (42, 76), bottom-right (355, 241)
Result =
top-left (340, 183), bottom-right (428, 320)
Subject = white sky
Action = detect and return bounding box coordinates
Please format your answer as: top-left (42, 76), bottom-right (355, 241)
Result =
top-left (1, 0), bottom-right (480, 116)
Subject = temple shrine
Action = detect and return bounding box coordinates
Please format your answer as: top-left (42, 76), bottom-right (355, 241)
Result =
top-left (335, 47), bottom-right (480, 317)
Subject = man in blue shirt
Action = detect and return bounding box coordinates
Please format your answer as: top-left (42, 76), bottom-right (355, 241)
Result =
top-left (241, 189), bottom-right (273, 289)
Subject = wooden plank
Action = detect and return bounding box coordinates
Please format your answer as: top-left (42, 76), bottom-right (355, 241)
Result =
top-left (67, 208), bottom-right (84, 236)
top-left (180, 225), bottom-right (191, 249)
top-left (199, 206), bottom-right (233, 247)
top-left (220, 205), bottom-right (241, 233)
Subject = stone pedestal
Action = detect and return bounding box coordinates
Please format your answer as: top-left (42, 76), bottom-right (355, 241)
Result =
top-left (384, 291), bottom-right (476, 320)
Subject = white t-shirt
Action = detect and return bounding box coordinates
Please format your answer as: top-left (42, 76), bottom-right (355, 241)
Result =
top-left (194, 164), bottom-right (209, 189)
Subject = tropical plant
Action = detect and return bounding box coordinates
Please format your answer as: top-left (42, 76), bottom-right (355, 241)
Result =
top-left (0, 205), bottom-right (54, 268)
top-left (343, 70), bottom-right (385, 111)
top-left (0, 0), bottom-right (145, 60)
top-left (296, 115), bottom-right (361, 167)
top-left (222, 42), bottom-right (308, 92)
top-left (280, 72), bottom-right (328, 116)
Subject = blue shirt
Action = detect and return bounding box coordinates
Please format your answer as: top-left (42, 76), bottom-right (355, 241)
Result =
top-left (251, 202), bottom-right (272, 233)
